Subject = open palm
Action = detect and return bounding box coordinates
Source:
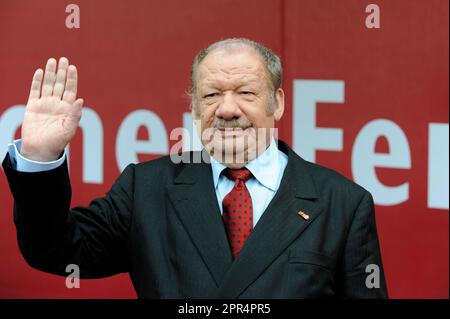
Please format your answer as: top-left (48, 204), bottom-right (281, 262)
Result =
top-left (21, 57), bottom-right (83, 161)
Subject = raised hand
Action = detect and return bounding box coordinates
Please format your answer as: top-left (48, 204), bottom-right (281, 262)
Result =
top-left (20, 57), bottom-right (84, 161)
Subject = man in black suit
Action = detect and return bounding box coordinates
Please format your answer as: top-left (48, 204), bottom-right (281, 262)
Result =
top-left (2, 38), bottom-right (388, 298)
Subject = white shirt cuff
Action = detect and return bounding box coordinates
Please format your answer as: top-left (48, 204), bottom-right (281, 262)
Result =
top-left (8, 139), bottom-right (66, 172)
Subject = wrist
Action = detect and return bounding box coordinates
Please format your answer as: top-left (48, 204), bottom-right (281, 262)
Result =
top-left (20, 143), bottom-right (60, 162)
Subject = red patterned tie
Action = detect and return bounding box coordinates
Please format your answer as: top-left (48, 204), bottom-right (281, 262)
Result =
top-left (222, 168), bottom-right (253, 257)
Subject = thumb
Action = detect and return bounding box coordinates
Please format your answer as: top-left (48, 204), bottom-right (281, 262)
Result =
top-left (70, 98), bottom-right (84, 119)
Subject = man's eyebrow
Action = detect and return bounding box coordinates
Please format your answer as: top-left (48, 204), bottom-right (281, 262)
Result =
top-left (198, 84), bottom-right (217, 90)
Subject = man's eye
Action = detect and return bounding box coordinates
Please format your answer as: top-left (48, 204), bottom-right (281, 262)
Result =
top-left (204, 93), bottom-right (219, 98)
top-left (239, 91), bottom-right (254, 95)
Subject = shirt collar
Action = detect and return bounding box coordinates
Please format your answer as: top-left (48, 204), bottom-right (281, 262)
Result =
top-left (210, 137), bottom-right (281, 191)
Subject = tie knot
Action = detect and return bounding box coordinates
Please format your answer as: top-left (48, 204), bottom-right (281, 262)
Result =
top-left (223, 167), bottom-right (253, 183)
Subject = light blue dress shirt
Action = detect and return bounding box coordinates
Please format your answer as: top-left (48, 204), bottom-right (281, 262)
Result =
top-left (8, 138), bottom-right (288, 226)
top-left (210, 138), bottom-right (288, 226)
top-left (8, 140), bottom-right (66, 172)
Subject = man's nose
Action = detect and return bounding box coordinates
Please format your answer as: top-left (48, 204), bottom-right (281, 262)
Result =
top-left (215, 92), bottom-right (243, 120)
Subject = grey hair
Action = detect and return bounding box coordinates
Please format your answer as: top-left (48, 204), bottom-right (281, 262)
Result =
top-left (189, 38), bottom-right (282, 115)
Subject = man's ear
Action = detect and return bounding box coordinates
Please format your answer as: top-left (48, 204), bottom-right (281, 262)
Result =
top-left (273, 88), bottom-right (285, 121)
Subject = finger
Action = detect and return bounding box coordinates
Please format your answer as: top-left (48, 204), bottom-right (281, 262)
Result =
top-left (62, 65), bottom-right (78, 104)
top-left (70, 98), bottom-right (83, 119)
top-left (41, 58), bottom-right (57, 97)
top-left (28, 69), bottom-right (43, 101)
top-left (73, 98), bottom-right (84, 111)
top-left (53, 57), bottom-right (69, 98)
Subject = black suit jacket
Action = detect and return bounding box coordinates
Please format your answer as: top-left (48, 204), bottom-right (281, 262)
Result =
top-left (2, 140), bottom-right (388, 298)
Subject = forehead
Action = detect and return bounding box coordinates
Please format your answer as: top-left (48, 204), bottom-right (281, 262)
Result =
top-left (197, 49), bottom-right (267, 87)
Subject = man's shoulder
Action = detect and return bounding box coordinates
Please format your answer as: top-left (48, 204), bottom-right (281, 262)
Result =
top-left (292, 154), bottom-right (370, 200)
top-left (278, 139), bottom-right (369, 198)
top-left (131, 150), bottom-right (206, 178)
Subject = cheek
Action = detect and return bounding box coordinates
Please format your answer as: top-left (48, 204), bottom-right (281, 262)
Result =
top-left (241, 98), bottom-right (271, 124)
top-left (198, 107), bottom-right (217, 130)
top-left (245, 109), bottom-right (271, 128)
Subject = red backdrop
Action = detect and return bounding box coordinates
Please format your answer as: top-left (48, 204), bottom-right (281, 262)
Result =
top-left (0, 0), bottom-right (448, 298)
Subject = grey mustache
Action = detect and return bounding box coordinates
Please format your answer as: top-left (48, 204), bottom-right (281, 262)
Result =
top-left (213, 118), bottom-right (252, 129)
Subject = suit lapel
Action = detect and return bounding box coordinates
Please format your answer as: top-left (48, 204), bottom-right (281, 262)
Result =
top-left (217, 141), bottom-right (324, 298)
top-left (167, 150), bottom-right (233, 287)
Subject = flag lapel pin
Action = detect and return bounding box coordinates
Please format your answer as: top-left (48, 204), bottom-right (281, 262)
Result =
top-left (297, 211), bottom-right (310, 220)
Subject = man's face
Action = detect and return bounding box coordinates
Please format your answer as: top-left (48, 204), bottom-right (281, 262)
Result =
top-left (193, 48), bottom-right (284, 167)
